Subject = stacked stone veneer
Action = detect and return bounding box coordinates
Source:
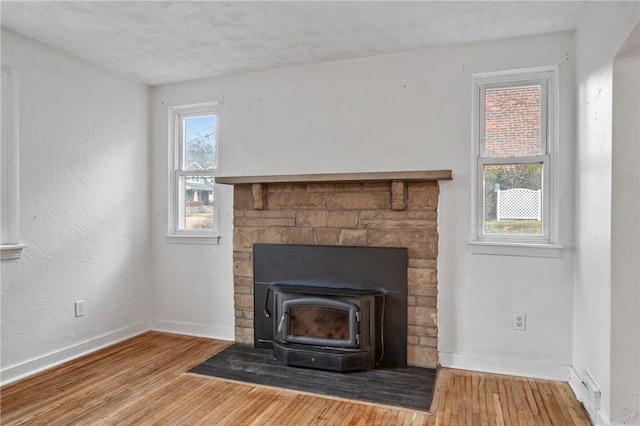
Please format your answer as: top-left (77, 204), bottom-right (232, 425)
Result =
top-left (232, 180), bottom-right (440, 367)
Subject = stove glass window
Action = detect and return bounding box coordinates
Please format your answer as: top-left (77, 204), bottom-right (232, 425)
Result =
top-left (289, 306), bottom-right (350, 340)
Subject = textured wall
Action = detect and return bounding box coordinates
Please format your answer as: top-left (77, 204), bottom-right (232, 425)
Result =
top-left (573, 4), bottom-right (640, 423)
top-left (0, 29), bottom-right (150, 382)
top-left (149, 31), bottom-right (577, 380)
top-left (611, 23), bottom-right (640, 426)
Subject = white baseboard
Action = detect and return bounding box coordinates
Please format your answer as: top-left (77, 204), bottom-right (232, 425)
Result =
top-left (151, 319), bottom-right (234, 341)
top-left (439, 351), bottom-right (571, 382)
top-left (0, 320), bottom-right (151, 386)
top-left (569, 366), bottom-right (587, 402)
top-left (568, 367), bottom-right (630, 426)
top-left (569, 367), bottom-right (602, 424)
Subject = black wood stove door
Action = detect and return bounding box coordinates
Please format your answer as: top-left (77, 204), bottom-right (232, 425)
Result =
top-left (279, 297), bottom-right (357, 347)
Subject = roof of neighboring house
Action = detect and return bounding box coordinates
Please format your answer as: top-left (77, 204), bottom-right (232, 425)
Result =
top-left (185, 181), bottom-right (214, 191)
top-left (185, 162), bottom-right (205, 171)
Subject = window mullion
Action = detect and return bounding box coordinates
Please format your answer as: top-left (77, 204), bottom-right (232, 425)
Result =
top-left (541, 78), bottom-right (549, 155)
top-left (479, 86), bottom-right (487, 157)
top-left (542, 158), bottom-right (551, 241)
top-left (176, 170), bottom-right (185, 231)
top-left (477, 157), bottom-right (486, 240)
top-left (481, 155), bottom-right (547, 165)
top-left (178, 115), bottom-right (186, 171)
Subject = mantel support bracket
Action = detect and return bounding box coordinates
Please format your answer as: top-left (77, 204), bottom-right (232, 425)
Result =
top-left (252, 183), bottom-right (266, 210)
top-left (391, 180), bottom-right (407, 211)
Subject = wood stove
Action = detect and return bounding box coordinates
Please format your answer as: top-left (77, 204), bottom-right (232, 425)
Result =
top-left (271, 284), bottom-right (382, 371)
top-left (253, 244), bottom-right (408, 371)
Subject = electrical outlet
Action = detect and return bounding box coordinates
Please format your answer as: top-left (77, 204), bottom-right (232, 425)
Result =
top-left (75, 300), bottom-right (85, 318)
top-left (513, 312), bottom-right (526, 330)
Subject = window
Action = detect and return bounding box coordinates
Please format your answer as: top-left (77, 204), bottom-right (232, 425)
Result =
top-left (168, 102), bottom-right (220, 244)
top-left (1, 65), bottom-right (24, 259)
top-left (470, 67), bottom-right (561, 257)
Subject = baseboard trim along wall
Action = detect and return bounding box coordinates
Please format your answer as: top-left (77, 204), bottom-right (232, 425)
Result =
top-left (150, 320), bottom-right (234, 341)
top-left (439, 351), bottom-right (572, 382)
top-left (568, 366), bottom-right (619, 426)
top-left (0, 321), bottom-right (151, 386)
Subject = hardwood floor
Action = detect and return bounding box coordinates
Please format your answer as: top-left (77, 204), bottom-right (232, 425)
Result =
top-left (0, 332), bottom-right (591, 425)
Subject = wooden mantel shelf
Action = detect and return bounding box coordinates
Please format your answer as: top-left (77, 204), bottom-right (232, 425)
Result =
top-left (215, 170), bottom-right (452, 185)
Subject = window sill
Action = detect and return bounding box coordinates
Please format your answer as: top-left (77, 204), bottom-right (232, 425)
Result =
top-left (468, 240), bottom-right (563, 258)
top-left (166, 234), bottom-right (220, 245)
top-left (1, 244), bottom-right (26, 260)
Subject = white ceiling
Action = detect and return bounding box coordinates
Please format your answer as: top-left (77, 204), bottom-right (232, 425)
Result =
top-left (1, 1), bottom-right (590, 86)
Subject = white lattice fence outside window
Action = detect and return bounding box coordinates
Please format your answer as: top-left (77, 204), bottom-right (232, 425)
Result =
top-left (496, 188), bottom-right (541, 221)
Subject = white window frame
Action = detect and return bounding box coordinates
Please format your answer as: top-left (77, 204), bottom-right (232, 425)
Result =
top-left (166, 102), bottom-right (220, 245)
top-left (1, 65), bottom-right (25, 260)
top-left (469, 67), bottom-right (562, 257)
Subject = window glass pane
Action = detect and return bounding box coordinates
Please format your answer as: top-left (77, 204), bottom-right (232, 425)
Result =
top-left (180, 175), bottom-right (214, 230)
top-left (484, 86), bottom-right (541, 157)
top-left (184, 115), bottom-right (216, 170)
top-left (483, 163), bottom-right (542, 235)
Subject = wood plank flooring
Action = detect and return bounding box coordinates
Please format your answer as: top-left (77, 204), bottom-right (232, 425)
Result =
top-left (0, 332), bottom-right (591, 425)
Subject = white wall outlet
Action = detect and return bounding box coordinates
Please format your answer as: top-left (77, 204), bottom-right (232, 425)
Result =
top-left (513, 312), bottom-right (526, 330)
top-left (75, 300), bottom-right (85, 318)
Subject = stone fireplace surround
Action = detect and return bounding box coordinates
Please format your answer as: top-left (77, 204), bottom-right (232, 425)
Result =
top-left (217, 170), bottom-right (452, 368)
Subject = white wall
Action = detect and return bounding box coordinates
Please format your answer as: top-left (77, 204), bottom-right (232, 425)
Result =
top-left (573, 3), bottom-right (640, 424)
top-left (0, 29), bottom-right (150, 384)
top-left (150, 31), bottom-right (576, 379)
top-left (149, 85), bottom-right (235, 339)
top-left (611, 23), bottom-right (640, 426)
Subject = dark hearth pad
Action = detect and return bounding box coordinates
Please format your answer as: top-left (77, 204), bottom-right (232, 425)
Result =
top-left (188, 344), bottom-right (435, 411)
